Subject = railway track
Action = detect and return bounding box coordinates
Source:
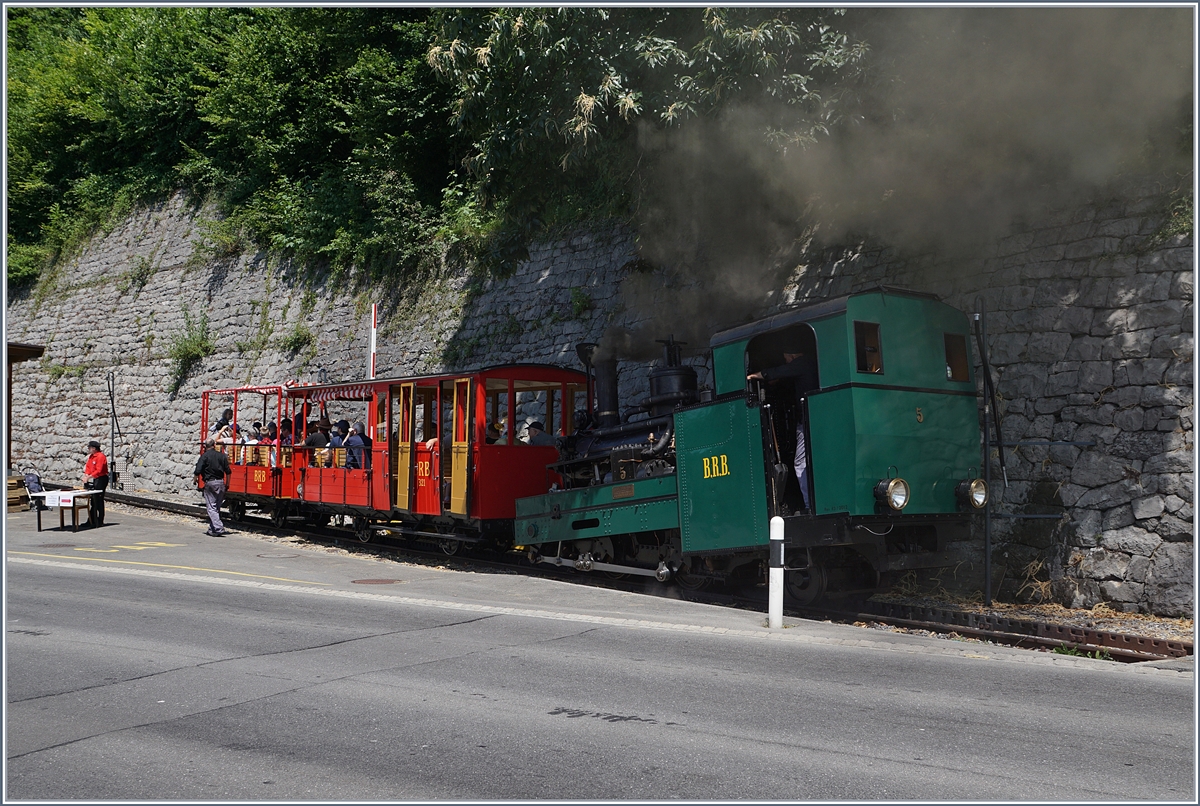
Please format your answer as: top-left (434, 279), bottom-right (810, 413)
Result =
top-left (102, 488), bottom-right (1193, 664)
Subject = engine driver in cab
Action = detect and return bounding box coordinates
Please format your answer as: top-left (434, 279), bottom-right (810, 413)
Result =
top-left (747, 336), bottom-right (818, 512)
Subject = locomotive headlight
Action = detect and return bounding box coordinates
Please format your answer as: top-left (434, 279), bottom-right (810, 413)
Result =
top-left (956, 478), bottom-right (988, 509)
top-left (874, 477), bottom-right (910, 511)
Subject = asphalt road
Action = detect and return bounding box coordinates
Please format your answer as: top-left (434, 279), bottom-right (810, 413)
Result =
top-left (5, 505), bottom-right (1195, 800)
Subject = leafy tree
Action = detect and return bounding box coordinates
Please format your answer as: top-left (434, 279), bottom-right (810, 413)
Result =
top-left (427, 7), bottom-right (867, 235)
top-left (7, 7), bottom-right (460, 286)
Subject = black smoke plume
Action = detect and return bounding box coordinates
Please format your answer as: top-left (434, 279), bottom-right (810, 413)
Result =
top-left (601, 7), bottom-right (1192, 360)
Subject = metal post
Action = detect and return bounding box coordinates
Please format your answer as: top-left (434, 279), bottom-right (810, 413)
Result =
top-left (769, 516), bottom-right (785, 629)
top-left (976, 303), bottom-right (993, 607)
top-left (368, 303), bottom-right (378, 379)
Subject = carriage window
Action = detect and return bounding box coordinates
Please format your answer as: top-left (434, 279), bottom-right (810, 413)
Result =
top-left (944, 333), bottom-right (970, 382)
top-left (484, 378), bottom-right (511, 445)
top-left (854, 321), bottom-right (883, 374)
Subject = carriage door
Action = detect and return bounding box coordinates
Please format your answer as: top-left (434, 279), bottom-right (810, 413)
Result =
top-left (449, 378), bottom-right (472, 515)
top-left (394, 383), bottom-right (415, 512)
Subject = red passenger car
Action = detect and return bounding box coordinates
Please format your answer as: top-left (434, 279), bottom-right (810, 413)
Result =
top-left (200, 364), bottom-right (587, 547)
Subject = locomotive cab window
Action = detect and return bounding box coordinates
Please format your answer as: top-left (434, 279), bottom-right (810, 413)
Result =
top-left (854, 321), bottom-right (883, 374)
top-left (944, 333), bottom-right (970, 382)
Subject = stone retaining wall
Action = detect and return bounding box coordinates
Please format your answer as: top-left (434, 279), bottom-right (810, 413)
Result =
top-left (6, 187), bottom-right (1192, 615)
top-left (770, 189), bottom-right (1193, 616)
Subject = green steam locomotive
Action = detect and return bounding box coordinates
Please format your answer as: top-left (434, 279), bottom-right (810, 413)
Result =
top-left (515, 287), bottom-right (988, 603)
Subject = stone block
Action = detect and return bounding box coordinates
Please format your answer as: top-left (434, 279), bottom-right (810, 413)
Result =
top-left (1128, 301), bottom-right (1187, 332)
top-left (989, 333), bottom-right (1028, 364)
top-left (1065, 237), bottom-right (1120, 260)
top-left (1053, 307), bottom-right (1094, 335)
top-left (1090, 309), bottom-right (1128, 337)
top-left (1112, 408), bottom-right (1144, 432)
top-left (1080, 548), bottom-right (1129, 580)
top-left (1094, 217), bottom-right (1143, 238)
top-left (1125, 554), bottom-right (1151, 584)
top-left (1100, 331), bottom-right (1156, 360)
top-left (997, 369), bottom-right (1047, 399)
top-left (1163, 247), bottom-right (1193, 273)
top-left (1099, 580), bottom-right (1143, 603)
top-left (1170, 271), bottom-right (1193, 300)
top-left (1114, 358), bottom-right (1169, 386)
top-left (1057, 483), bottom-right (1088, 507)
top-left (1151, 513), bottom-right (1193, 542)
top-left (1146, 541), bottom-right (1193, 591)
top-left (1074, 478), bottom-right (1146, 509)
top-left (1065, 336), bottom-right (1104, 361)
top-left (1131, 495), bottom-right (1166, 520)
top-left (1099, 525), bottom-right (1162, 556)
top-left (1110, 431), bottom-right (1167, 461)
top-left (1034, 397), bottom-right (1067, 416)
top-left (1070, 451), bottom-right (1132, 487)
top-left (1061, 403), bottom-right (1115, 425)
top-left (1163, 359), bottom-right (1194, 386)
top-left (1101, 504), bottom-right (1134, 530)
top-left (1150, 332), bottom-right (1193, 358)
top-left (1162, 494), bottom-right (1186, 513)
top-left (1146, 583), bottom-right (1192, 618)
top-left (1010, 308), bottom-right (1062, 332)
top-left (1140, 384), bottom-right (1190, 407)
top-left (1075, 361), bottom-right (1113, 392)
top-left (1044, 369), bottom-right (1080, 397)
top-left (1025, 332), bottom-right (1072, 362)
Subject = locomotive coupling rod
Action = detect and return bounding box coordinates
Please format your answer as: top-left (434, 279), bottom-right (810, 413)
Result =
top-left (769, 516), bottom-right (785, 630)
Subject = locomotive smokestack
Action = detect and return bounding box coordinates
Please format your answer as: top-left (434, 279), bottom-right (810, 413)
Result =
top-left (594, 358), bottom-right (620, 428)
top-left (575, 342), bottom-right (598, 418)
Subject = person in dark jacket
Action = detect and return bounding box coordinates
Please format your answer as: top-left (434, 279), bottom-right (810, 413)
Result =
top-left (210, 408), bottom-right (234, 434)
top-left (748, 343), bottom-right (819, 511)
top-left (194, 437), bottom-right (231, 535)
top-left (345, 421), bottom-right (371, 470)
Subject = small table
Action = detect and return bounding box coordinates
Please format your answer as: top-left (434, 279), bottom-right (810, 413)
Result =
top-left (28, 490), bottom-right (103, 532)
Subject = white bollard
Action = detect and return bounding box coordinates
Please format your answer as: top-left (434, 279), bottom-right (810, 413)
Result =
top-left (768, 515), bottom-right (784, 629)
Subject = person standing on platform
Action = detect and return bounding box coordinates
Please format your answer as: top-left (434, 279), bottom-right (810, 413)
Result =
top-left (194, 436), bottom-right (231, 536)
top-left (82, 440), bottom-right (108, 527)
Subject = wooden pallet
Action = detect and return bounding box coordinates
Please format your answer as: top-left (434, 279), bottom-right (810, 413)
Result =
top-left (8, 475), bottom-right (30, 511)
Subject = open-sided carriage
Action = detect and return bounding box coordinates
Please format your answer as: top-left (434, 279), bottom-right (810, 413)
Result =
top-left (199, 364), bottom-right (587, 547)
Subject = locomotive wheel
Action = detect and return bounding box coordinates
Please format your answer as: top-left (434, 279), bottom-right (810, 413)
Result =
top-left (270, 504), bottom-right (288, 529)
top-left (674, 564), bottom-right (711, 591)
top-left (354, 517), bottom-right (372, 543)
top-left (438, 539), bottom-right (460, 556)
top-left (227, 500), bottom-right (246, 523)
top-left (784, 563), bottom-right (828, 606)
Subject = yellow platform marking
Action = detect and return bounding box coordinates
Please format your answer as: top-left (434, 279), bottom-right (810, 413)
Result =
top-left (7, 551), bottom-right (329, 585)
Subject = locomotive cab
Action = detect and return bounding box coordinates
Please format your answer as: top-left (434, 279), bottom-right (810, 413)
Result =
top-left (744, 323), bottom-right (820, 515)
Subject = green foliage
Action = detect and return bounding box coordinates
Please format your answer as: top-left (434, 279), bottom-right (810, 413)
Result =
top-left (570, 287), bottom-right (594, 318)
top-left (427, 7), bottom-right (867, 253)
top-left (8, 6), bottom-right (867, 286)
top-left (167, 308), bottom-right (215, 394)
top-left (44, 362), bottom-right (87, 381)
top-left (119, 255), bottom-right (156, 295)
top-left (277, 323), bottom-right (316, 354)
top-left (8, 7), bottom-right (462, 286)
top-left (1051, 645), bottom-right (1114, 661)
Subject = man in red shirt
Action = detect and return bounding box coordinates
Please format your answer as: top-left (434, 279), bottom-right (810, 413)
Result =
top-left (83, 440), bottom-right (109, 527)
